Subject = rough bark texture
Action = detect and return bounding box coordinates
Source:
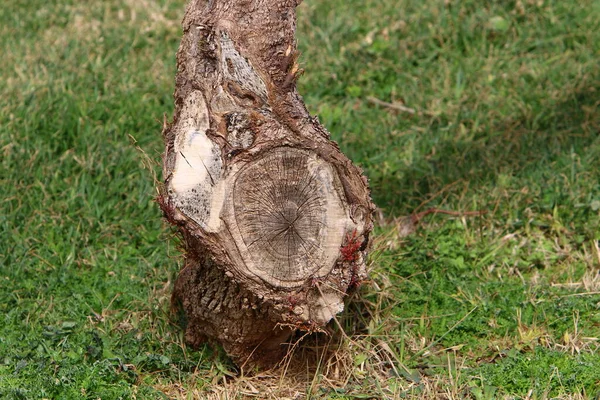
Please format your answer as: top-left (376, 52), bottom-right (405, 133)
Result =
top-left (160, 0), bottom-right (375, 367)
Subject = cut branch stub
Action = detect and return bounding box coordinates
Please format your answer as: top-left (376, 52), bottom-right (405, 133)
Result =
top-left (231, 148), bottom-right (347, 287)
top-left (161, 0), bottom-right (374, 367)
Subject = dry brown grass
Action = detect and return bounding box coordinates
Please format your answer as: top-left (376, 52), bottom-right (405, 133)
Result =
top-left (149, 259), bottom-right (473, 399)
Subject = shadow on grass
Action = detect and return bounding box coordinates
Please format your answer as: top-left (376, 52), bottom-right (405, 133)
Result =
top-left (371, 75), bottom-right (600, 216)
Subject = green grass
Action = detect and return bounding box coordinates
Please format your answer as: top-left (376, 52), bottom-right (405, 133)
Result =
top-left (1, 0), bottom-right (599, 398)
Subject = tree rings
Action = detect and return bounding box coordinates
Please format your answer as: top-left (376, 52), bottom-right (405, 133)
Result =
top-left (231, 148), bottom-right (348, 287)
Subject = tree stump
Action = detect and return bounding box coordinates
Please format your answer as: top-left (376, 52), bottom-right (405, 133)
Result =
top-left (159, 0), bottom-right (374, 367)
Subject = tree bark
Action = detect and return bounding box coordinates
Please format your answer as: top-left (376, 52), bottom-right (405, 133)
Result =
top-left (160, 0), bottom-right (374, 367)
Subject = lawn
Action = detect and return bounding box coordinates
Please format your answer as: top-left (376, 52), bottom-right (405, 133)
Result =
top-left (1, 0), bottom-right (599, 398)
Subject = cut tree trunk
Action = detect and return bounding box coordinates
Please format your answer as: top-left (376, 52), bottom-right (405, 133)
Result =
top-left (159, 0), bottom-right (374, 367)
